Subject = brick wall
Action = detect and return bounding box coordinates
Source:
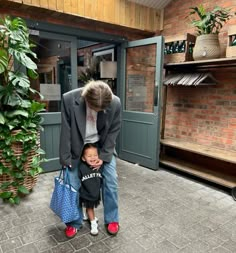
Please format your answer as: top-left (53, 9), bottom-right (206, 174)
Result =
top-left (162, 0), bottom-right (236, 151)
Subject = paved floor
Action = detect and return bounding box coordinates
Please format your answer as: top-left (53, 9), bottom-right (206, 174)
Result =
top-left (0, 159), bottom-right (236, 253)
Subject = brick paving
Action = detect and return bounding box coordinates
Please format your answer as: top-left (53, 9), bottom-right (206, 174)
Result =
top-left (0, 159), bottom-right (236, 253)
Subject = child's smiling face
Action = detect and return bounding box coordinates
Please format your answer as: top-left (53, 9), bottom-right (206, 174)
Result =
top-left (82, 146), bottom-right (99, 167)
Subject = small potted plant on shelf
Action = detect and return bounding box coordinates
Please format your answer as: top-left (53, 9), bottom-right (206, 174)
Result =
top-left (187, 4), bottom-right (234, 60)
top-left (0, 16), bottom-right (45, 204)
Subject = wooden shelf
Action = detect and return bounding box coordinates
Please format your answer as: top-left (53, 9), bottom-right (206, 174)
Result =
top-left (160, 155), bottom-right (236, 188)
top-left (161, 58), bottom-right (236, 198)
top-left (164, 57), bottom-right (236, 70)
top-left (161, 138), bottom-right (236, 164)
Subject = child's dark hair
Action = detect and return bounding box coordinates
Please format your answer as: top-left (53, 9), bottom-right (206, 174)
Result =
top-left (82, 143), bottom-right (98, 157)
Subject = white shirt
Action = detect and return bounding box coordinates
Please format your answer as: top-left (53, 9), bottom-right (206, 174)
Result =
top-left (84, 105), bottom-right (99, 144)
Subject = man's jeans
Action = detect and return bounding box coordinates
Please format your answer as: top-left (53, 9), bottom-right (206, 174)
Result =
top-left (66, 155), bottom-right (119, 229)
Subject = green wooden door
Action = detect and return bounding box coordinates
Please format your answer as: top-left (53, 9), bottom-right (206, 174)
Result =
top-left (118, 36), bottom-right (164, 170)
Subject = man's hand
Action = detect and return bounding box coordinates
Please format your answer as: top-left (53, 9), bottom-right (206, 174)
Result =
top-left (63, 165), bottom-right (72, 169)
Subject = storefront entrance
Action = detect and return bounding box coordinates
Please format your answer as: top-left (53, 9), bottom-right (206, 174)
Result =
top-left (28, 20), bottom-right (163, 172)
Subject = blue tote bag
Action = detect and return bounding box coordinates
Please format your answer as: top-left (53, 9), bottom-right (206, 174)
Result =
top-left (50, 167), bottom-right (80, 223)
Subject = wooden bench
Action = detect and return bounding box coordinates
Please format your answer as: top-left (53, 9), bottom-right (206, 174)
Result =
top-left (160, 138), bottom-right (236, 199)
top-left (161, 138), bottom-right (236, 164)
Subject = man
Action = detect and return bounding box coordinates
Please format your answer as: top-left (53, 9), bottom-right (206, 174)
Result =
top-left (59, 80), bottom-right (121, 238)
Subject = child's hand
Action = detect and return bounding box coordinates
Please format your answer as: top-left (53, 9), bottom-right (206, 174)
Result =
top-left (90, 159), bottom-right (103, 170)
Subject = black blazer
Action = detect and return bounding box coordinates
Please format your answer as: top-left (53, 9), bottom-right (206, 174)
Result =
top-left (59, 88), bottom-right (121, 167)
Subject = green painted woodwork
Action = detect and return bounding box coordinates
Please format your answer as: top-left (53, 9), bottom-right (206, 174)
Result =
top-left (118, 36), bottom-right (164, 170)
top-left (40, 113), bottom-right (61, 172)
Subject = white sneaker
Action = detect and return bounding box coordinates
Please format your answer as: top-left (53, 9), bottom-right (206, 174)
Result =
top-left (90, 219), bottom-right (98, 236)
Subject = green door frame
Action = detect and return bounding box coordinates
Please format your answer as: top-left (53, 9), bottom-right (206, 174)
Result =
top-left (26, 19), bottom-right (126, 43)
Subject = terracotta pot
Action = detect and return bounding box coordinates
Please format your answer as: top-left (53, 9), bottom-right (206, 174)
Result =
top-left (193, 34), bottom-right (221, 61)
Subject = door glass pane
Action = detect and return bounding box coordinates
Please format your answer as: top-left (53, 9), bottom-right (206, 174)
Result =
top-left (125, 44), bottom-right (156, 112)
top-left (30, 35), bottom-right (71, 112)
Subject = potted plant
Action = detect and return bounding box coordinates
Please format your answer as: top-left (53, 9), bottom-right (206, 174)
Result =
top-left (78, 56), bottom-right (100, 86)
top-left (0, 16), bottom-right (45, 204)
top-left (188, 4), bottom-right (234, 60)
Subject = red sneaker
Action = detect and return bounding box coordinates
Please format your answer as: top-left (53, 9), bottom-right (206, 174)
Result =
top-left (65, 226), bottom-right (77, 238)
top-left (107, 222), bottom-right (119, 235)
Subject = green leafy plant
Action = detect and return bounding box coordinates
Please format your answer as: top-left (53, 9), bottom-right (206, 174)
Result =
top-left (188, 4), bottom-right (234, 35)
top-left (78, 56), bottom-right (100, 84)
top-left (0, 16), bottom-right (45, 204)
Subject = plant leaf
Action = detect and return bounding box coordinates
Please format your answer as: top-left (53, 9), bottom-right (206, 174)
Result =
top-left (3, 93), bottom-right (21, 107)
top-left (11, 49), bottom-right (37, 70)
top-left (20, 99), bottom-right (31, 108)
top-left (0, 112), bottom-right (5, 124)
top-left (0, 49), bottom-right (8, 74)
top-left (27, 68), bottom-right (38, 79)
top-left (17, 185), bottom-right (30, 195)
top-left (9, 198), bottom-right (15, 204)
top-left (30, 101), bottom-right (45, 113)
top-left (0, 191), bottom-right (12, 199)
top-left (37, 148), bottom-right (46, 155)
top-left (13, 196), bottom-right (20, 204)
top-left (6, 110), bottom-right (29, 118)
top-left (9, 71), bottom-right (30, 88)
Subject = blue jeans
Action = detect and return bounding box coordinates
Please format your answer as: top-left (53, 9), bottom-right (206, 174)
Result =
top-left (66, 155), bottom-right (119, 229)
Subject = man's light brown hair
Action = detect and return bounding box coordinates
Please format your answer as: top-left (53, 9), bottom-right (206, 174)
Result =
top-left (82, 80), bottom-right (112, 111)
